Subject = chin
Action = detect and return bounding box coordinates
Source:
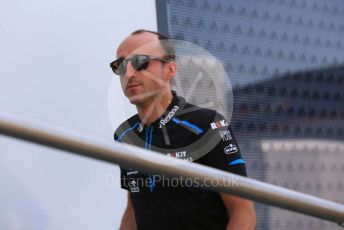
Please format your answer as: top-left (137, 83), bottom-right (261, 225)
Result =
top-left (126, 86), bottom-right (165, 105)
top-left (127, 94), bottom-right (146, 105)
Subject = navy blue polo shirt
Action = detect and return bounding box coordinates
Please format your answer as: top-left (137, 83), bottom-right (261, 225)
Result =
top-left (114, 91), bottom-right (247, 230)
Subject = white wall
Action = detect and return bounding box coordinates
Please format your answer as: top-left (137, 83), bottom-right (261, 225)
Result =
top-left (0, 0), bottom-right (156, 229)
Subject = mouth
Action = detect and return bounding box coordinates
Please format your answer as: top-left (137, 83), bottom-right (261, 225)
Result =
top-left (126, 83), bottom-right (142, 91)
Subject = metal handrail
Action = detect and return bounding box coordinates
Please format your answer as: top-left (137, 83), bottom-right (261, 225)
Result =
top-left (0, 112), bottom-right (343, 226)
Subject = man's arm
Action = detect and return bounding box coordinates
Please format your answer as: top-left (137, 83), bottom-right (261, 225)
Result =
top-left (220, 193), bottom-right (256, 230)
top-left (120, 192), bottom-right (136, 230)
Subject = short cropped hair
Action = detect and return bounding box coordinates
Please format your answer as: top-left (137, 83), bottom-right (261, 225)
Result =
top-left (130, 29), bottom-right (176, 61)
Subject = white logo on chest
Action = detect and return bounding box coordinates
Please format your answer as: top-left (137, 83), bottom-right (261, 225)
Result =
top-left (167, 151), bottom-right (193, 162)
top-left (219, 130), bottom-right (232, 141)
top-left (224, 144), bottom-right (238, 154)
top-left (159, 105), bottom-right (179, 128)
top-left (210, 119), bottom-right (228, 129)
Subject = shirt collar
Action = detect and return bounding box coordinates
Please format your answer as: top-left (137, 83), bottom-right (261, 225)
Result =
top-left (136, 91), bottom-right (186, 132)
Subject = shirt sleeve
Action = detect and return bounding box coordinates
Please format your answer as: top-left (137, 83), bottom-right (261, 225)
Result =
top-left (200, 113), bottom-right (247, 176)
top-left (114, 132), bottom-right (129, 190)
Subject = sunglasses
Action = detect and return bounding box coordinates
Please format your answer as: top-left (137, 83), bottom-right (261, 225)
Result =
top-left (110, 54), bottom-right (172, 75)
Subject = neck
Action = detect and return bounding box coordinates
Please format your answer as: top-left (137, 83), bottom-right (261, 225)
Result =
top-left (136, 90), bottom-right (173, 125)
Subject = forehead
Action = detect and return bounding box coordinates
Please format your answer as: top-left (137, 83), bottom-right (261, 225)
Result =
top-left (116, 32), bottom-right (164, 58)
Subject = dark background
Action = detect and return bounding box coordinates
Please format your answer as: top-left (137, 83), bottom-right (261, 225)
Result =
top-left (156, 0), bottom-right (344, 229)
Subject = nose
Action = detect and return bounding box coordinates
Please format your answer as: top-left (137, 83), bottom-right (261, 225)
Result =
top-left (121, 61), bottom-right (137, 91)
top-left (123, 61), bottom-right (136, 79)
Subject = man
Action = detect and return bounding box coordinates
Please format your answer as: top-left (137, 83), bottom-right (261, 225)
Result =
top-left (112, 29), bottom-right (256, 230)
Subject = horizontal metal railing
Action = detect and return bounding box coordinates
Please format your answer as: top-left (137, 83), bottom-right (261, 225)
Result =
top-left (0, 112), bottom-right (343, 226)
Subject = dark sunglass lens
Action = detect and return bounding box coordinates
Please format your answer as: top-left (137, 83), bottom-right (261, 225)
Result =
top-left (117, 59), bottom-right (128, 75)
top-left (132, 55), bottom-right (150, 71)
top-left (111, 58), bottom-right (125, 75)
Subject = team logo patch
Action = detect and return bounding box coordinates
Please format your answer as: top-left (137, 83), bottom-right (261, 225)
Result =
top-left (219, 130), bottom-right (232, 141)
top-left (159, 105), bottom-right (179, 128)
top-left (128, 179), bottom-right (140, 193)
top-left (224, 144), bottom-right (238, 154)
top-left (127, 170), bottom-right (138, 175)
top-left (167, 151), bottom-right (193, 162)
top-left (210, 119), bottom-right (228, 129)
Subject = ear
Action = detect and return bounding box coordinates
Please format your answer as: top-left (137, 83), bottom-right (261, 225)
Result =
top-left (165, 61), bottom-right (177, 81)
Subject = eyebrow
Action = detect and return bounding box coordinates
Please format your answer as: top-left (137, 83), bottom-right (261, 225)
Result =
top-left (116, 51), bottom-right (124, 59)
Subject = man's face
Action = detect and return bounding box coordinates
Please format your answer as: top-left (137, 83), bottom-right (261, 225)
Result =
top-left (116, 32), bottom-right (172, 105)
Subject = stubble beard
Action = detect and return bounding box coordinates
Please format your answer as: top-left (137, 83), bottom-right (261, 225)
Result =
top-left (128, 87), bottom-right (163, 106)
